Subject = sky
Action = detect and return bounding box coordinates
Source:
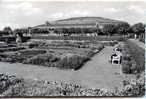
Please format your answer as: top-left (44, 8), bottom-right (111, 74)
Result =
top-left (0, 0), bottom-right (145, 30)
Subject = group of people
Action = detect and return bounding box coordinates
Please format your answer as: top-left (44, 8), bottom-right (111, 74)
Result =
top-left (110, 47), bottom-right (122, 64)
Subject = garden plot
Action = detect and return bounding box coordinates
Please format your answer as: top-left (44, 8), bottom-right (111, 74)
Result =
top-left (0, 40), bottom-right (104, 70)
top-left (0, 40), bottom-right (144, 96)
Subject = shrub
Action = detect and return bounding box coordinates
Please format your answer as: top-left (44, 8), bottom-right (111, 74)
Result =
top-left (126, 40), bottom-right (145, 73)
top-left (18, 49), bottom-right (46, 57)
top-left (23, 53), bottom-right (60, 67)
top-left (139, 38), bottom-right (145, 43)
top-left (120, 40), bottom-right (144, 74)
top-left (1, 73), bottom-right (144, 97)
top-left (0, 74), bottom-right (22, 94)
top-left (0, 47), bottom-right (25, 52)
top-left (122, 61), bottom-right (132, 74)
top-left (57, 55), bottom-right (90, 70)
top-left (0, 49), bottom-right (47, 63)
top-left (32, 35), bottom-right (125, 41)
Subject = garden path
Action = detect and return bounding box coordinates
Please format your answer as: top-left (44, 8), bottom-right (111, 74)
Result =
top-left (0, 46), bottom-right (124, 90)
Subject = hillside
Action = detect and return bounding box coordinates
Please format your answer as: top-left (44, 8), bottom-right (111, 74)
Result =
top-left (33, 17), bottom-right (127, 28)
top-left (52, 17), bottom-right (126, 24)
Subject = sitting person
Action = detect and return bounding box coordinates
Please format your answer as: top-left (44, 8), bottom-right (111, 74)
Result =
top-left (114, 47), bottom-right (122, 52)
top-left (111, 52), bottom-right (122, 64)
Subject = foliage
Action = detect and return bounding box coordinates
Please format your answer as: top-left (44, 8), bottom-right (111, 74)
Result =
top-left (100, 24), bottom-right (116, 36)
top-left (139, 38), bottom-right (145, 43)
top-left (0, 73), bottom-right (144, 97)
top-left (32, 35), bottom-right (125, 41)
top-left (23, 53), bottom-right (60, 66)
top-left (0, 47), bottom-right (25, 53)
top-left (115, 23), bottom-right (130, 35)
top-left (126, 40), bottom-right (145, 73)
top-left (120, 40), bottom-right (144, 74)
top-left (57, 55), bottom-right (90, 70)
top-left (2, 27), bottom-right (13, 35)
top-left (131, 23), bottom-right (145, 35)
top-left (0, 73), bottom-right (22, 94)
top-left (31, 28), bottom-right (49, 34)
top-left (0, 49), bottom-right (47, 63)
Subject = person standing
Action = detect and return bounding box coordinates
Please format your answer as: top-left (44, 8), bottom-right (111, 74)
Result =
top-left (16, 33), bottom-right (23, 46)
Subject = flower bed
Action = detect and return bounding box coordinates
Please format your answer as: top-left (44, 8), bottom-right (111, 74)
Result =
top-left (23, 53), bottom-right (60, 67)
top-left (119, 40), bottom-right (145, 74)
top-left (57, 55), bottom-right (90, 70)
top-left (0, 49), bottom-right (47, 63)
top-left (32, 35), bottom-right (125, 41)
top-left (0, 73), bottom-right (144, 97)
top-left (0, 47), bottom-right (25, 52)
top-left (0, 40), bottom-right (104, 70)
top-left (0, 73), bottom-right (22, 94)
top-left (22, 43), bottom-right (104, 70)
top-left (23, 53), bottom-right (90, 70)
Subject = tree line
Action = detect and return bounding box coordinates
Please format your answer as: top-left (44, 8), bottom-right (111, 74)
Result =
top-left (0, 22), bottom-right (145, 37)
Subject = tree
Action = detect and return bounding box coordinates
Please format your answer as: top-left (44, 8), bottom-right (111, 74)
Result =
top-left (74, 28), bottom-right (82, 34)
top-left (13, 29), bottom-right (23, 37)
top-left (131, 23), bottom-right (145, 39)
top-left (3, 26), bottom-right (13, 35)
top-left (67, 28), bottom-right (75, 34)
top-left (115, 23), bottom-right (130, 36)
top-left (131, 23), bottom-right (145, 35)
top-left (82, 27), bottom-right (97, 34)
top-left (101, 24), bottom-right (116, 36)
top-left (45, 21), bottom-right (50, 26)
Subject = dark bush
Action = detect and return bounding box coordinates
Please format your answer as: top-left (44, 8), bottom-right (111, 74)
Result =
top-left (120, 40), bottom-right (144, 74)
top-left (23, 53), bottom-right (60, 66)
top-left (126, 40), bottom-right (145, 73)
top-left (122, 61), bottom-right (132, 74)
top-left (0, 47), bottom-right (25, 52)
top-left (57, 55), bottom-right (90, 70)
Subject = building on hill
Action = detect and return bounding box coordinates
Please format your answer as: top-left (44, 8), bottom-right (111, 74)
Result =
top-left (29, 17), bottom-right (128, 36)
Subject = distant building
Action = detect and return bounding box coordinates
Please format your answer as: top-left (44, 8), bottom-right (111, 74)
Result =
top-left (30, 17), bottom-right (127, 36)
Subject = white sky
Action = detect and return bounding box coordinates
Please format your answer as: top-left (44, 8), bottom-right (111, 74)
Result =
top-left (0, 0), bottom-right (145, 30)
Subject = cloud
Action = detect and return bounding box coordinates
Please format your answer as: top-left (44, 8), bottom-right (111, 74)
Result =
top-left (0, 23), bottom-right (20, 30)
top-left (104, 8), bottom-right (119, 13)
top-left (50, 12), bottom-right (64, 19)
top-left (0, 1), bottom-right (145, 30)
top-left (3, 2), bottom-right (42, 16)
top-left (48, 10), bottom-right (90, 20)
top-left (68, 10), bottom-right (90, 17)
top-left (128, 5), bottom-right (145, 14)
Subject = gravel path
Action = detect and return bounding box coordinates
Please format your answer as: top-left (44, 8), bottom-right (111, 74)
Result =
top-left (0, 46), bottom-right (124, 90)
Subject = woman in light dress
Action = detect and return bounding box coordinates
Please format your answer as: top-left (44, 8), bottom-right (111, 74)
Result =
top-left (16, 33), bottom-right (23, 46)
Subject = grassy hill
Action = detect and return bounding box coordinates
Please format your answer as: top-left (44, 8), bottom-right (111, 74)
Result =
top-left (34, 17), bottom-right (127, 28)
top-left (52, 17), bottom-right (126, 24)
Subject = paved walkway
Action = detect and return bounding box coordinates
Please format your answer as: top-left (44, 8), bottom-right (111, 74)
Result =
top-left (0, 46), bottom-right (124, 90)
top-left (129, 39), bottom-right (145, 50)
